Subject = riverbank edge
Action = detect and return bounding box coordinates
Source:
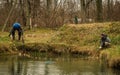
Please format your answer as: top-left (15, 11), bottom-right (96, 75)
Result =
top-left (0, 43), bottom-right (120, 70)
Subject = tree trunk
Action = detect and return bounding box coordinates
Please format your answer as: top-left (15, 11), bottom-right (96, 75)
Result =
top-left (81, 0), bottom-right (86, 23)
top-left (96, 0), bottom-right (103, 22)
top-left (2, 0), bottom-right (16, 32)
top-left (107, 0), bottom-right (110, 21)
top-left (26, 0), bottom-right (32, 29)
top-left (54, 0), bottom-right (57, 7)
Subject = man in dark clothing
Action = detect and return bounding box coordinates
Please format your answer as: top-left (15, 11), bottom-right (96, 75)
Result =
top-left (9, 22), bottom-right (23, 40)
top-left (74, 15), bottom-right (78, 24)
top-left (99, 33), bottom-right (111, 49)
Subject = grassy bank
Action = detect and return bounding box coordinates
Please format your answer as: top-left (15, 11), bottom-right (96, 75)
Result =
top-left (0, 22), bottom-right (120, 69)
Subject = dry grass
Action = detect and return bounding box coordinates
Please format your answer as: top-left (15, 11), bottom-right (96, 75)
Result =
top-left (25, 32), bottom-right (54, 43)
top-left (0, 43), bottom-right (17, 54)
top-left (68, 22), bottom-right (110, 28)
top-left (109, 57), bottom-right (120, 69)
top-left (0, 22), bottom-right (110, 44)
top-left (50, 22), bottom-right (111, 48)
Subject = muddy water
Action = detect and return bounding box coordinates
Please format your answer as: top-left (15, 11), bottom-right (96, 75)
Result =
top-left (0, 55), bottom-right (120, 75)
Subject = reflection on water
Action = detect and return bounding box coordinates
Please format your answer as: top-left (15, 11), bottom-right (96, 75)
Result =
top-left (0, 55), bottom-right (120, 75)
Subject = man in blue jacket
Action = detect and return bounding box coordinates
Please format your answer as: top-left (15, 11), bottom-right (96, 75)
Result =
top-left (9, 22), bottom-right (23, 40)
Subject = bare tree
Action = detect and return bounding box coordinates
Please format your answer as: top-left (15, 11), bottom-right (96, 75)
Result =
top-left (2, 0), bottom-right (16, 32)
top-left (0, 0), bottom-right (120, 30)
top-left (96, 0), bottom-right (103, 22)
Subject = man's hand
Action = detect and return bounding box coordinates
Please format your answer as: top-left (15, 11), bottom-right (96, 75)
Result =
top-left (99, 46), bottom-right (102, 49)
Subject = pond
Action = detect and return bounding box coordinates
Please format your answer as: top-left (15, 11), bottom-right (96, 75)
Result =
top-left (0, 55), bottom-right (120, 75)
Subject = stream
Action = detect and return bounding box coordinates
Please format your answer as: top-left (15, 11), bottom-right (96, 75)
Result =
top-left (0, 55), bottom-right (120, 75)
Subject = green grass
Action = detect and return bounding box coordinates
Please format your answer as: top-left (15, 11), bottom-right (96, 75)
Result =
top-left (50, 23), bottom-right (110, 47)
top-left (0, 32), bottom-right (10, 43)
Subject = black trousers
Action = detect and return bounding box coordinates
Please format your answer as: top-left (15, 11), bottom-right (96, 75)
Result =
top-left (101, 41), bottom-right (105, 48)
top-left (11, 28), bottom-right (22, 40)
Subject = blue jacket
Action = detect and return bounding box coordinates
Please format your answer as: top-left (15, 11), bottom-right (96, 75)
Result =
top-left (13, 23), bottom-right (21, 29)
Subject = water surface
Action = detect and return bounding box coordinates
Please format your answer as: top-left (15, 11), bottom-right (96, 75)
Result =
top-left (0, 55), bottom-right (119, 75)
